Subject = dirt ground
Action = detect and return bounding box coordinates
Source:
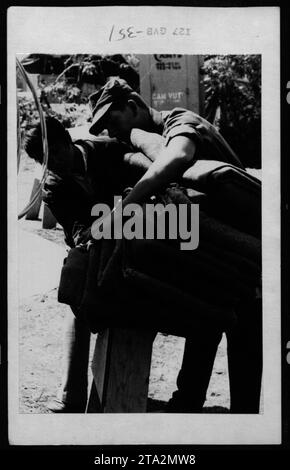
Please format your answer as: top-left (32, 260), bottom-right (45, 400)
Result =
top-left (19, 287), bottom-right (230, 414)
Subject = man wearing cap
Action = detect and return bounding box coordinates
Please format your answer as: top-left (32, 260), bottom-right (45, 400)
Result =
top-left (88, 78), bottom-right (243, 175)
top-left (87, 78), bottom-right (262, 414)
top-left (88, 77), bottom-right (244, 232)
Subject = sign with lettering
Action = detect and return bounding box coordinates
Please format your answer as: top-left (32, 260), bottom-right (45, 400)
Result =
top-left (138, 54), bottom-right (203, 114)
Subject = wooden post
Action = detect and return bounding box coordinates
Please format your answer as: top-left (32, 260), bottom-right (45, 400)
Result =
top-left (87, 328), bottom-right (155, 413)
top-left (198, 56), bottom-right (205, 117)
top-left (138, 54), bottom-right (203, 114)
top-left (42, 203), bottom-right (57, 229)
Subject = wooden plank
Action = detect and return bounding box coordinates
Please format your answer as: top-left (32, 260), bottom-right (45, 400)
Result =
top-left (25, 178), bottom-right (42, 220)
top-left (90, 328), bottom-right (110, 411)
top-left (198, 56), bottom-right (205, 117)
top-left (88, 328), bottom-right (155, 413)
top-left (86, 378), bottom-right (102, 413)
top-left (42, 203), bottom-right (57, 229)
top-left (186, 55), bottom-right (200, 114)
top-left (139, 54), bottom-right (202, 114)
top-left (138, 55), bottom-right (152, 106)
top-left (104, 328), bottom-right (155, 413)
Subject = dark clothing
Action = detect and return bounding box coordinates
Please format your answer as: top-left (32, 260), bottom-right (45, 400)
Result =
top-left (227, 298), bottom-right (262, 413)
top-left (43, 109), bottom-right (244, 247)
top-left (42, 136), bottom-right (147, 409)
top-left (169, 298), bottom-right (262, 413)
top-left (45, 130), bottom-right (261, 413)
top-left (167, 326), bottom-right (223, 412)
top-left (144, 107), bottom-right (261, 412)
top-left (149, 107), bottom-right (244, 169)
top-left (43, 137), bottom-right (133, 247)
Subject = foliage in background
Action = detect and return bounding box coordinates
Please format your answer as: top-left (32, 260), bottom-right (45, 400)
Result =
top-left (18, 54), bottom-right (261, 168)
top-left (18, 94), bottom-right (91, 134)
top-left (17, 53), bottom-right (139, 136)
top-left (43, 81), bottom-right (82, 104)
top-left (47, 103), bottom-right (92, 127)
top-left (41, 54), bottom-right (139, 102)
top-left (203, 55), bottom-right (261, 168)
top-left (18, 94), bottom-right (41, 131)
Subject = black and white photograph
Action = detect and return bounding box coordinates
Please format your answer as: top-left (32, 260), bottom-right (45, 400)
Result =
top-left (6, 6), bottom-right (281, 446)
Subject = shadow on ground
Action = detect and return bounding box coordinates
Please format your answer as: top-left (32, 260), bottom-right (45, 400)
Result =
top-left (147, 398), bottom-right (229, 413)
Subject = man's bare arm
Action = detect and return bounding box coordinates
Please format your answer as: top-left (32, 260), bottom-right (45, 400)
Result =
top-left (91, 135), bottom-right (196, 237)
top-left (122, 135), bottom-right (196, 207)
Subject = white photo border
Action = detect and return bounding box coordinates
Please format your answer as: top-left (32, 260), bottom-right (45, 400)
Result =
top-left (7, 5), bottom-right (281, 445)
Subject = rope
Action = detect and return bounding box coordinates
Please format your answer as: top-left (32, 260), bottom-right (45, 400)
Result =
top-left (17, 57), bottom-right (49, 220)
